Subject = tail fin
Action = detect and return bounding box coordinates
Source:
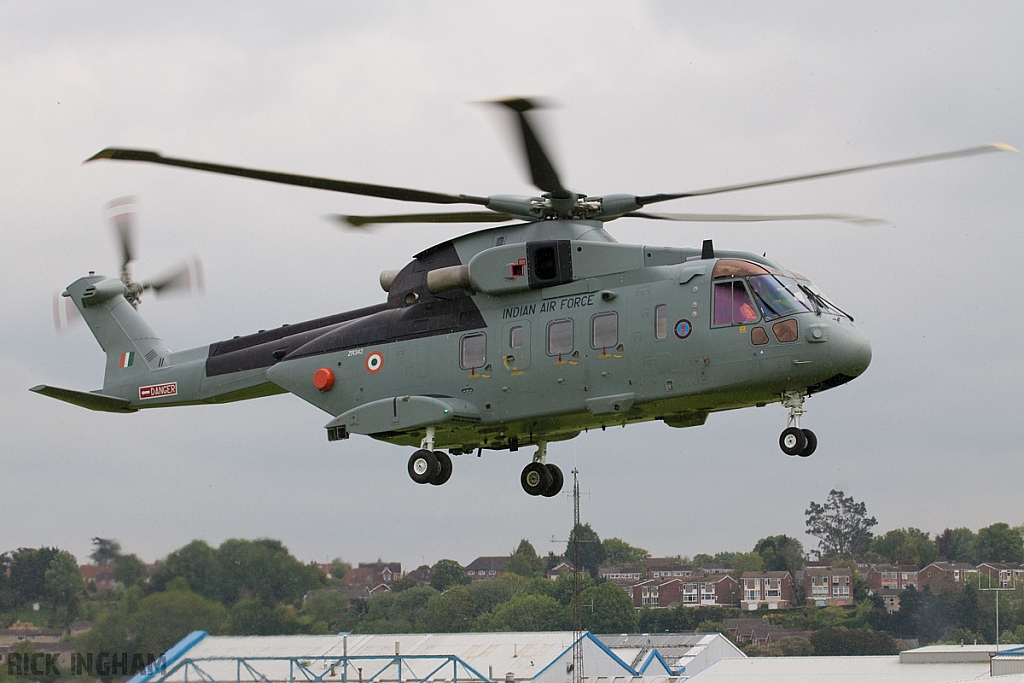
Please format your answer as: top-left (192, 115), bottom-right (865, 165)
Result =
top-left (64, 274), bottom-right (171, 397)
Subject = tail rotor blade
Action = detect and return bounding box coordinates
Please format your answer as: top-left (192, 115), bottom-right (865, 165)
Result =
top-left (53, 291), bottom-right (81, 332)
top-left (106, 196), bottom-right (139, 273)
top-left (143, 254), bottom-right (205, 296)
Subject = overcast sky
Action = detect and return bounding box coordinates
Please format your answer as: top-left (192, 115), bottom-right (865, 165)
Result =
top-left (2, 1), bottom-right (1022, 570)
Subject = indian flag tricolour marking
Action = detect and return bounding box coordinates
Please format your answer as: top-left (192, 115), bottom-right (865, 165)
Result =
top-left (119, 352), bottom-right (134, 369)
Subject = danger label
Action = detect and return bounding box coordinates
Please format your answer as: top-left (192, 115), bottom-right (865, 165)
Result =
top-left (139, 382), bottom-right (178, 400)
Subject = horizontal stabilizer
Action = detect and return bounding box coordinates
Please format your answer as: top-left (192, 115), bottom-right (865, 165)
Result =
top-left (30, 385), bottom-right (136, 413)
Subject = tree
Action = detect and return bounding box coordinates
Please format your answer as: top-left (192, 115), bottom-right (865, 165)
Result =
top-left (148, 540), bottom-right (219, 597)
top-left (809, 626), bottom-right (897, 655)
top-left (506, 540), bottom-right (545, 578)
top-left (90, 538), bottom-right (122, 565)
top-left (486, 594), bottom-right (568, 631)
top-left (729, 552), bottom-right (765, 578)
top-left (601, 538), bottom-right (650, 566)
top-left (44, 550), bottom-right (83, 625)
top-left (430, 559), bottom-right (470, 592)
top-left (329, 558), bottom-right (351, 581)
top-left (428, 585), bottom-right (477, 632)
top-left (9, 548), bottom-right (60, 606)
top-left (973, 523), bottom-right (1024, 563)
top-left (935, 528), bottom-right (978, 564)
top-left (870, 528), bottom-right (938, 568)
top-left (805, 490), bottom-right (877, 557)
top-left (580, 583), bottom-right (638, 633)
top-left (754, 535), bottom-right (805, 574)
top-left (566, 523), bottom-right (605, 578)
top-left (114, 554), bottom-right (148, 589)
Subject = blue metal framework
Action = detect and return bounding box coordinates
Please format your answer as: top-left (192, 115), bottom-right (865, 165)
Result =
top-left (149, 654), bottom-right (492, 683)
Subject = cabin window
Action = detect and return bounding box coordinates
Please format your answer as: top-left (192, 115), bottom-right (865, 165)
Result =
top-left (547, 319), bottom-right (574, 356)
top-left (655, 305), bottom-right (667, 340)
top-left (714, 280), bottom-right (759, 326)
top-left (591, 312), bottom-right (618, 349)
top-left (748, 275), bottom-right (814, 320)
top-left (460, 333), bottom-right (486, 369)
top-left (509, 325), bottom-right (524, 349)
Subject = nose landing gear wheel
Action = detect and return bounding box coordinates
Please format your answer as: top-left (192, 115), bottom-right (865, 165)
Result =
top-left (408, 449), bottom-right (437, 484)
top-left (431, 451), bottom-right (453, 485)
top-left (780, 427), bottom-right (807, 456)
top-left (541, 464), bottom-right (563, 497)
top-left (521, 461), bottom-right (553, 496)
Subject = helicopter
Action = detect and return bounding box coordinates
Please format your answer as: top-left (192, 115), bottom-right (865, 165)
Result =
top-left (32, 98), bottom-right (1014, 497)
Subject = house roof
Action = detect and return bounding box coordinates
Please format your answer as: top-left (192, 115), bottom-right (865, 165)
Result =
top-left (465, 556), bottom-right (511, 572)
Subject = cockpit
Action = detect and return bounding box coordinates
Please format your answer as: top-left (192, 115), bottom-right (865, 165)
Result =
top-left (712, 259), bottom-right (851, 329)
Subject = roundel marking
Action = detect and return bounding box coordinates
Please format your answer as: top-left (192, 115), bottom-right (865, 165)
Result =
top-left (365, 351), bottom-right (384, 373)
top-left (674, 319), bottom-right (692, 340)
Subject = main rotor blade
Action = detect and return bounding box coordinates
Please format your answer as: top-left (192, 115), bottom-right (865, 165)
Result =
top-left (493, 98), bottom-right (572, 199)
top-left (636, 143), bottom-right (1018, 206)
top-left (624, 211), bottom-right (884, 225)
top-left (332, 211), bottom-right (519, 228)
top-left (86, 148), bottom-right (490, 206)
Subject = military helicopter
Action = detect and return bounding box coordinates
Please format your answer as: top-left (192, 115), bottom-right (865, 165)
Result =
top-left (32, 99), bottom-right (1013, 497)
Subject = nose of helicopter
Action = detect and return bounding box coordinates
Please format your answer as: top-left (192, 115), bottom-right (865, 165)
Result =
top-left (828, 320), bottom-right (872, 379)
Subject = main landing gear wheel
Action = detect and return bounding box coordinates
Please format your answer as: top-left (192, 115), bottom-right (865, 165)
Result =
top-left (541, 464), bottom-right (563, 497)
top-left (521, 461), bottom-right (552, 496)
top-left (780, 427), bottom-right (807, 456)
top-left (431, 451), bottom-right (453, 485)
top-left (798, 429), bottom-right (817, 457)
top-left (408, 449), bottom-right (437, 484)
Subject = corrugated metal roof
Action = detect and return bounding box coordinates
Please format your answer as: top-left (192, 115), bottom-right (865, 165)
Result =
top-left (688, 655), bottom-right (990, 683)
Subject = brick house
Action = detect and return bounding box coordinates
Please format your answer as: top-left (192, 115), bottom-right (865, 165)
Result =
top-left (740, 571), bottom-right (794, 610)
top-left (723, 618), bottom-right (810, 647)
top-left (345, 561), bottom-right (402, 588)
top-left (866, 564), bottom-right (920, 613)
top-left (464, 556), bottom-right (510, 580)
top-left (978, 562), bottom-right (1024, 589)
top-left (631, 573), bottom-right (738, 609)
top-left (803, 567), bottom-right (853, 607)
top-left (646, 558), bottom-right (696, 580)
top-left (918, 562), bottom-right (978, 591)
top-left (599, 564), bottom-right (644, 586)
top-left (547, 561), bottom-right (573, 580)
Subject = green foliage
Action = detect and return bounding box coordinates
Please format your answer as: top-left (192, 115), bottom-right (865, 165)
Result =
top-left (77, 588), bottom-right (228, 659)
top-left (303, 590), bottom-right (349, 628)
top-left (485, 594), bottom-right (568, 631)
top-left (427, 585), bottom-right (477, 632)
top-left (114, 553), bottom-right (148, 588)
top-left (566, 524), bottom-right (605, 578)
top-left (601, 538), bottom-right (650, 566)
top-left (506, 540), bottom-right (546, 578)
top-left (729, 552), bottom-right (765, 577)
top-left (754, 535), bottom-right (805, 575)
top-left (809, 626), bottom-right (897, 655)
top-left (44, 550), bottom-right (83, 625)
top-left (9, 548), bottom-right (60, 606)
top-left (148, 538), bottom-right (323, 606)
top-left (974, 523), bottom-right (1024, 563)
top-left (580, 582), bottom-right (638, 633)
top-left (468, 574), bottom-right (530, 613)
top-left (745, 635), bottom-right (814, 657)
top-left (805, 490), bottom-right (877, 558)
top-left (329, 558), bottom-right (351, 581)
top-left (870, 528), bottom-right (938, 568)
top-left (935, 528), bottom-right (977, 564)
top-left (430, 559), bottom-right (471, 592)
top-left (90, 538), bottom-right (122, 565)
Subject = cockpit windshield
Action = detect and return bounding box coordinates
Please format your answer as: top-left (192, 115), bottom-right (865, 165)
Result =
top-left (747, 275), bottom-right (814, 321)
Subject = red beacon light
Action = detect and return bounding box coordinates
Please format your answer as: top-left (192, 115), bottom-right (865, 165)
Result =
top-left (313, 368), bottom-right (335, 392)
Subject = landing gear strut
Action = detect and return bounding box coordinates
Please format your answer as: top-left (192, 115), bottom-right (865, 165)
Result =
top-left (520, 441), bottom-right (563, 497)
top-left (780, 392), bottom-right (817, 457)
top-left (407, 426), bottom-right (453, 486)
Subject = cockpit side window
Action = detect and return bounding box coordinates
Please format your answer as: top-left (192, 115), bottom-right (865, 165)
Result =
top-left (714, 280), bottom-right (759, 326)
top-left (748, 275), bottom-right (814, 321)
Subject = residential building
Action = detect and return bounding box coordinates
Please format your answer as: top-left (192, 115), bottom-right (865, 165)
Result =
top-left (464, 556), bottom-right (509, 580)
top-left (802, 567), bottom-right (853, 606)
top-left (631, 574), bottom-right (738, 609)
top-left (0, 623), bottom-right (63, 647)
top-left (918, 562), bottom-right (977, 590)
top-left (739, 571), bottom-right (794, 610)
top-left (598, 564), bottom-right (643, 586)
top-left (646, 558), bottom-right (695, 579)
top-left (546, 561), bottom-right (573, 580)
top-left (977, 562), bottom-right (1024, 589)
top-left (723, 619), bottom-right (809, 646)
